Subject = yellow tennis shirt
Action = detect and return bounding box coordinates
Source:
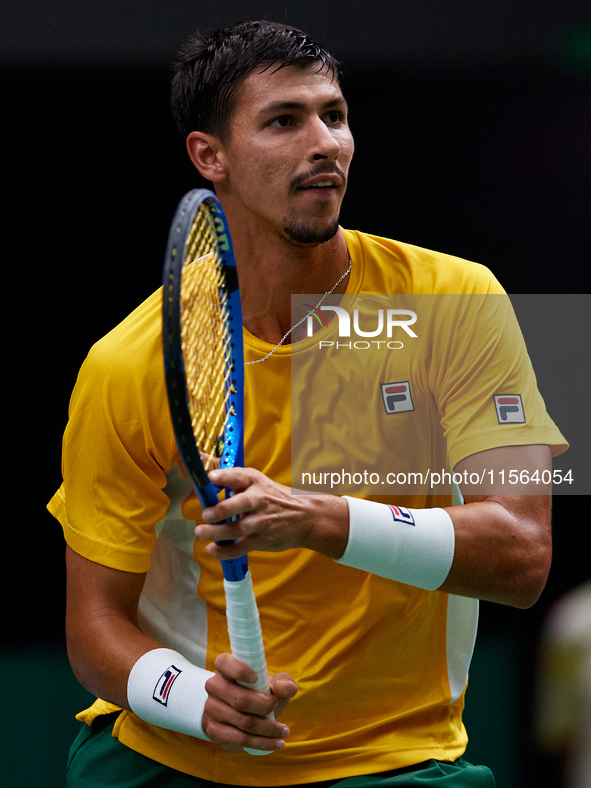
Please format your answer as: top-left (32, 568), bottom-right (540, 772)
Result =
top-left (48, 229), bottom-right (567, 785)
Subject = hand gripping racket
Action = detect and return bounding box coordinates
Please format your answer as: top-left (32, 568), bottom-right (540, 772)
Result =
top-left (162, 189), bottom-right (272, 754)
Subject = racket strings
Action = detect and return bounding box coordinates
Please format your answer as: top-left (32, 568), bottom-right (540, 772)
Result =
top-left (181, 206), bottom-right (235, 467)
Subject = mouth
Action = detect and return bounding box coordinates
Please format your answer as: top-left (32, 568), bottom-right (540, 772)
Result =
top-left (293, 167), bottom-right (345, 193)
top-left (295, 179), bottom-right (340, 201)
top-left (298, 181), bottom-right (337, 192)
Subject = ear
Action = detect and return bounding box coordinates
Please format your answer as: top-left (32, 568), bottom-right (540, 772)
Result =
top-left (186, 131), bottom-right (227, 183)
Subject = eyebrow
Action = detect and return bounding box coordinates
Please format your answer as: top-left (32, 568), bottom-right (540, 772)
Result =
top-left (258, 97), bottom-right (348, 117)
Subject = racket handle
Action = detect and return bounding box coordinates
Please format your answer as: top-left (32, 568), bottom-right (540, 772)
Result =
top-left (223, 572), bottom-right (274, 756)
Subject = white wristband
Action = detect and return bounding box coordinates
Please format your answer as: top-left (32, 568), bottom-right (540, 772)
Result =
top-left (336, 497), bottom-right (455, 590)
top-left (127, 648), bottom-right (215, 740)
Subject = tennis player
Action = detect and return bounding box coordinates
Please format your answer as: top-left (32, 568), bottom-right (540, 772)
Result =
top-left (49, 20), bottom-right (568, 788)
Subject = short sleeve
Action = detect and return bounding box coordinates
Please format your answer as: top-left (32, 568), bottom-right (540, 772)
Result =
top-left (430, 293), bottom-right (568, 467)
top-left (47, 289), bottom-right (178, 572)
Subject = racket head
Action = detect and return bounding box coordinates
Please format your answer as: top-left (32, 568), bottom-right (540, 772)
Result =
top-left (162, 189), bottom-right (244, 513)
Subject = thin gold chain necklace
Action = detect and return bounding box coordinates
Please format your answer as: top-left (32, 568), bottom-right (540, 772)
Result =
top-left (244, 259), bottom-right (352, 366)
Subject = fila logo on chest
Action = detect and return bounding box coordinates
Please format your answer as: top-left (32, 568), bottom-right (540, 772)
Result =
top-left (381, 381), bottom-right (414, 414)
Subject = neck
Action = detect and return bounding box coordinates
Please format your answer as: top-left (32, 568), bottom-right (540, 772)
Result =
top-left (227, 220), bottom-right (351, 344)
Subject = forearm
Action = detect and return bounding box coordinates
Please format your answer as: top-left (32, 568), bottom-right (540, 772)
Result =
top-left (197, 451), bottom-right (552, 609)
top-left (440, 445), bottom-right (553, 606)
top-left (439, 497), bottom-right (552, 608)
top-left (316, 494), bottom-right (551, 608)
top-left (65, 545), bottom-right (161, 709)
top-left (310, 447), bottom-right (553, 606)
top-left (65, 546), bottom-right (295, 750)
top-left (66, 606), bottom-right (162, 709)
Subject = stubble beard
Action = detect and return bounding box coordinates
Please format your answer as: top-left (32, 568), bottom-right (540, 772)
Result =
top-left (282, 214), bottom-right (341, 247)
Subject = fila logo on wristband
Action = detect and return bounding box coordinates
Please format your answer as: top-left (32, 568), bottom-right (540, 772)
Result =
top-left (494, 394), bottom-right (525, 424)
top-left (152, 664), bottom-right (182, 706)
top-left (388, 505), bottom-right (416, 526)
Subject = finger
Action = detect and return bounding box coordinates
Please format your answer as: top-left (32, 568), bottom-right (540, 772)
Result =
top-left (208, 466), bottom-right (259, 492)
top-left (204, 696), bottom-right (289, 740)
top-left (269, 672), bottom-right (299, 701)
top-left (206, 676), bottom-right (277, 719)
top-left (203, 538), bottom-right (252, 561)
top-left (203, 712), bottom-right (288, 753)
top-left (195, 519), bottom-right (245, 543)
top-left (268, 672), bottom-right (298, 719)
top-left (199, 451), bottom-right (220, 471)
top-left (201, 491), bottom-right (254, 525)
top-left (213, 653), bottom-right (259, 686)
top-left (208, 657), bottom-right (282, 718)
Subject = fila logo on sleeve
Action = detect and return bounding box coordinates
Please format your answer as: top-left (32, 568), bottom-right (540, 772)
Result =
top-left (152, 664), bottom-right (182, 706)
top-left (494, 394), bottom-right (526, 424)
top-left (381, 381), bottom-right (414, 414)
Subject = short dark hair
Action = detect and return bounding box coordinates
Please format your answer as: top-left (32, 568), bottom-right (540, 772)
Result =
top-left (170, 20), bottom-right (343, 139)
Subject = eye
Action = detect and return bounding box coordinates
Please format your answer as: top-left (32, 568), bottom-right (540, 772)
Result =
top-left (325, 110), bottom-right (344, 125)
top-left (268, 115), bottom-right (294, 128)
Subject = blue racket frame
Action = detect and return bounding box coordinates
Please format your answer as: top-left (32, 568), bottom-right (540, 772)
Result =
top-left (162, 189), bottom-right (247, 582)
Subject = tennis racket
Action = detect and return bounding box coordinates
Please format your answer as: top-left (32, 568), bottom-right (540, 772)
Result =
top-left (162, 189), bottom-right (272, 755)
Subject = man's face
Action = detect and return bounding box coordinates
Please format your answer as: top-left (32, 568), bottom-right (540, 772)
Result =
top-left (218, 63), bottom-right (354, 247)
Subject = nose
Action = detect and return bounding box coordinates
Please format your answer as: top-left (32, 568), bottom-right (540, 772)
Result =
top-left (308, 116), bottom-right (342, 162)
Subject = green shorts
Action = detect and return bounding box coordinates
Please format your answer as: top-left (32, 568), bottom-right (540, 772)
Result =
top-left (67, 714), bottom-right (495, 788)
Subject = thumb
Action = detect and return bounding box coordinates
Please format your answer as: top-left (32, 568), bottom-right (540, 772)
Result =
top-left (269, 672), bottom-right (298, 717)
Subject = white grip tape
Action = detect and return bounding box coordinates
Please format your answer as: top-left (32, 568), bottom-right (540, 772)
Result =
top-left (224, 571), bottom-right (274, 756)
top-left (127, 648), bottom-right (214, 740)
top-left (337, 497), bottom-right (455, 590)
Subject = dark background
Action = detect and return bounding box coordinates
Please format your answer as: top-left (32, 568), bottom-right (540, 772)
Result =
top-left (3, 1), bottom-right (591, 785)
